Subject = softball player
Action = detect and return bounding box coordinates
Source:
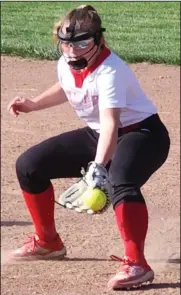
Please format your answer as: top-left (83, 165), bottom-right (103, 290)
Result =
top-left (7, 5), bottom-right (170, 291)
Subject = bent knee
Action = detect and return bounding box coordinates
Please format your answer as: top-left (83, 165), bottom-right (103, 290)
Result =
top-left (16, 150), bottom-right (34, 179)
top-left (16, 148), bottom-right (50, 193)
top-left (110, 184), bottom-right (145, 209)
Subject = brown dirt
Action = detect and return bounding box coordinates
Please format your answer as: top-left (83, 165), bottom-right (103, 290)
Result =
top-left (1, 55), bottom-right (180, 295)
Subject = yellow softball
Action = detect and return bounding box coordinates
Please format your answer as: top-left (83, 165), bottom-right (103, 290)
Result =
top-left (82, 188), bottom-right (107, 211)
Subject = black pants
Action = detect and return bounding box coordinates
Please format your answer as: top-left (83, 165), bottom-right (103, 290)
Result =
top-left (16, 114), bottom-right (170, 208)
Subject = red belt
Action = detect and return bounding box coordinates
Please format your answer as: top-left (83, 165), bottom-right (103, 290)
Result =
top-left (119, 122), bottom-right (141, 135)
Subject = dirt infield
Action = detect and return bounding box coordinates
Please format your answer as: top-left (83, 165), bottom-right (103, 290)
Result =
top-left (1, 55), bottom-right (180, 295)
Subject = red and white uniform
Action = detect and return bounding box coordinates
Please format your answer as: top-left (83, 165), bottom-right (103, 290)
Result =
top-left (57, 46), bottom-right (157, 132)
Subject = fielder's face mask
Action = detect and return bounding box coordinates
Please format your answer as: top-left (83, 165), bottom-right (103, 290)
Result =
top-left (57, 24), bottom-right (106, 70)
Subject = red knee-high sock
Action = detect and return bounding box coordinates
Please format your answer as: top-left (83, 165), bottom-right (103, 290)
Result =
top-left (22, 184), bottom-right (57, 242)
top-left (115, 202), bottom-right (148, 265)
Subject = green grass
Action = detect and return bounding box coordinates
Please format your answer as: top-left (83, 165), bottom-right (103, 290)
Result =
top-left (1, 2), bottom-right (180, 65)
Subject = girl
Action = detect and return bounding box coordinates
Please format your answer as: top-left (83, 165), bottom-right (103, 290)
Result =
top-left (7, 5), bottom-right (170, 291)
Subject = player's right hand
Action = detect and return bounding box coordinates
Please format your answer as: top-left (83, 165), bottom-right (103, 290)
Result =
top-left (7, 96), bottom-right (35, 117)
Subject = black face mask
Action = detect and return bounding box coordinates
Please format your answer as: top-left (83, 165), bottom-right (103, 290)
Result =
top-left (57, 24), bottom-right (106, 70)
top-left (68, 57), bottom-right (88, 70)
top-left (67, 43), bottom-right (99, 70)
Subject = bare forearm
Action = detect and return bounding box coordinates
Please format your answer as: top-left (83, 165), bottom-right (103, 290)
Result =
top-left (95, 126), bottom-right (118, 166)
top-left (32, 82), bottom-right (67, 111)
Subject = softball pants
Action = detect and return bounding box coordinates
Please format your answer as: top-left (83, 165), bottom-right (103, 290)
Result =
top-left (16, 114), bottom-right (170, 208)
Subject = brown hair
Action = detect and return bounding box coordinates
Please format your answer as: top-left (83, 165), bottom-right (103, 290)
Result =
top-left (53, 5), bottom-right (103, 42)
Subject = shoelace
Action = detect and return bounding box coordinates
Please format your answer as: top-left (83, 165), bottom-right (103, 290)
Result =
top-left (110, 255), bottom-right (136, 266)
top-left (23, 235), bottom-right (38, 253)
top-left (110, 255), bottom-right (137, 274)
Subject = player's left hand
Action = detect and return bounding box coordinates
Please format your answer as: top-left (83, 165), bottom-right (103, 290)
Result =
top-left (57, 161), bottom-right (113, 214)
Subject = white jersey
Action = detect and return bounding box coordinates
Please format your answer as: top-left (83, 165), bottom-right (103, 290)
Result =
top-left (57, 46), bottom-right (157, 133)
